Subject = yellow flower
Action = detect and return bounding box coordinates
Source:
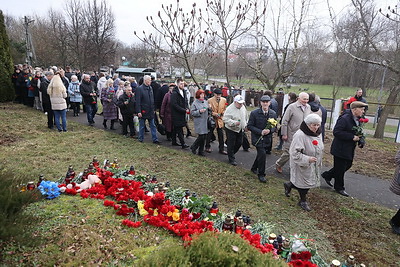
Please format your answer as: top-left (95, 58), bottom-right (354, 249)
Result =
top-left (167, 211), bottom-right (173, 217)
top-left (139, 208), bottom-right (148, 216)
top-left (172, 211), bottom-right (180, 221)
top-left (267, 118), bottom-right (278, 127)
top-left (153, 209), bottom-right (158, 216)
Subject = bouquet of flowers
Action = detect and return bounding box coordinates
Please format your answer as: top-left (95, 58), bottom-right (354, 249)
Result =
top-left (254, 118), bottom-right (278, 146)
top-left (352, 116), bottom-right (369, 148)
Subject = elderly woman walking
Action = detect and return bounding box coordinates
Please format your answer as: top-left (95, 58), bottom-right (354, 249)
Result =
top-left (47, 73), bottom-right (68, 132)
top-left (190, 90), bottom-right (209, 156)
top-left (284, 113), bottom-right (324, 211)
top-left (101, 79), bottom-right (118, 130)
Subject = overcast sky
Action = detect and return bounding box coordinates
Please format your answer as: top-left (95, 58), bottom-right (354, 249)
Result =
top-left (1, 0), bottom-right (393, 45)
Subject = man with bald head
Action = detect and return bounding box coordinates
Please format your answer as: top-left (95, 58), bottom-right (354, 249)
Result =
top-left (275, 92), bottom-right (311, 173)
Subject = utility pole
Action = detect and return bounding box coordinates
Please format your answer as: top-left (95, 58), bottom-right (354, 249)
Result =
top-left (23, 16), bottom-right (35, 65)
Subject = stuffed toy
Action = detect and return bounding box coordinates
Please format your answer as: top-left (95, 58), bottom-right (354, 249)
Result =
top-left (59, 174), bottom-right (101, 193)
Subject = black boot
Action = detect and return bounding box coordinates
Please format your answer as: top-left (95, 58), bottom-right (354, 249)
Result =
top-left (103, 120), bottom-right (108, 129)
top-left (284, 182), bottom-right (292, 197)
top-left (110, 120), bottom-right (115, 130)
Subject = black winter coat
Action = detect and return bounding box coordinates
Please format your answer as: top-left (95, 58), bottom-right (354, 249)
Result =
top-left (116, 93), bottom-right (136, 116)
top-left (170, 87), bottom-right (188, 127)
top-left (80, 80), bottom-right (97, 105)
top-left (247, 108), bottom-right (277, 147)
top-left (135, 84), bottom-right (155, 119)
top-left (39, 77), bottom-right (51, 105)
top-left (330, 110), bottom-right (358, 160)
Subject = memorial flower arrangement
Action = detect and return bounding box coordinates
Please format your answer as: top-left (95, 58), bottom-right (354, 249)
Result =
top-left (32, 158), bottom-right (325, 266)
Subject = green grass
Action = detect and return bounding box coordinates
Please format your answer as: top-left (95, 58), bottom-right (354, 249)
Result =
top-left (0, 103), bottom-right (399, 266)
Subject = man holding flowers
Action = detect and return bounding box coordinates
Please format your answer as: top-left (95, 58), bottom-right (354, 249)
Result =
top-left (322, 101), bottom-right (368, 197)
top-left (247, 95), bottom-right (278, 183)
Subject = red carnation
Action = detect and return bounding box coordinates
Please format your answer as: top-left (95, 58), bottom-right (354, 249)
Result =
top-left (312, 140), bottom-right (318, 145)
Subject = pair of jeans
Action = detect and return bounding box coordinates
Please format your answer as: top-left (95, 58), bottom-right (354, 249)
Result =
top-left (85, 103), bottom-right (98, 124)
top-left (139, 118), bottom-right (158, 142)
top-left (225, 128), bottom-right (243, 163)
top-left (53, 109), bottom-right (67, 131)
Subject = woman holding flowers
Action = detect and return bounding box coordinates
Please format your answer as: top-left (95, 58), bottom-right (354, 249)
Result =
top-left (247, 95), bottom-right (278, 183)
top-left (284, 114), bottom-right (323, 211)
top-left (190, 90), bottom-right (209, 156)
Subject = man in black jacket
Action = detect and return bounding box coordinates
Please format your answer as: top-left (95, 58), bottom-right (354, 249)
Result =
top-left (247, 95), bottom-right (278, 183)
top-left (80, 74), bottom-right (98, 126)
top-left (170, 78), bottom-right (189, 149)
top-left (116, 86), bottom-right (136, 137)
top-left (322, 101), bottom-right (368, 197)
top-left (39, 71), bottom-right (55, 129)
top-left (135, 75), bottom-right (160, 144)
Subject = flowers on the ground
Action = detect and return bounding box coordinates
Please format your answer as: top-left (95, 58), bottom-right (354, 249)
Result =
top-left (38, 180), bottom-right (60, 199)
top-left (36, 160), bottom-right (326, 265)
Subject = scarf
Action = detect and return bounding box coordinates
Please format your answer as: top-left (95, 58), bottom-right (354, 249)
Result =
top-left (300, 121), bottom-right (321, 137)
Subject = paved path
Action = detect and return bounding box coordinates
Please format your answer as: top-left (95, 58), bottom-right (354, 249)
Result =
top-left (67, 111), bottom-right (399, 210)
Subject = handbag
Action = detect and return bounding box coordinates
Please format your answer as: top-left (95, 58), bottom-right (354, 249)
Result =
top-left (157, 123), bottom-right (166, 135)
top-left (207, 115), bottom-right (216, 130)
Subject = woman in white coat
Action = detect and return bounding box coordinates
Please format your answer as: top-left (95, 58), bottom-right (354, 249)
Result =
top-left (47, 74), bottom-right (68, 132)
top-left (284, 114), bottom-right (324, 211)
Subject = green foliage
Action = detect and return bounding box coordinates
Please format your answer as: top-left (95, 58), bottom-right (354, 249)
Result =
top-left (139, 231), bottom-right (286, 267)
top-left (0, 10), bottom-right (15, 102)
top-left (0, 169), bottom-right (42, 241)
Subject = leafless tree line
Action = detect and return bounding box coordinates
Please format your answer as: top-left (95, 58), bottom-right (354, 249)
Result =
top-left (5, 0), bottom-right (117, 71)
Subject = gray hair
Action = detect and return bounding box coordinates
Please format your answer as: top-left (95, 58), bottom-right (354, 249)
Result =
top-left (304, 113), bottom-right (322, 125)
top-left (315, 95), bottom-right (321, 104)
top-left (143, 75), bottom-right (151, 81)
top-left (44, 71), bottom-right (54, 77)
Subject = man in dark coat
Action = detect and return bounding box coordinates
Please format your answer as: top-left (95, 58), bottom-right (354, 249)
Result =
top-left (322, 101), bottom-right (368, 197)
top-left (170, 78), bottom-right (189, 149)
top-left (116, 86), bottom-right (136, 137)
top-left (39, 71), bottom-right (55, 129)
top-left (247, 95), bottom-right (278, 183)
top-left (80, 74), bottom-right (98, 126)
top-left (135, 75), bottom-right (160, 144)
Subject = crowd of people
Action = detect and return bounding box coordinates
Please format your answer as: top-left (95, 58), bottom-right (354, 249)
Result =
top-left (9, 64), bottom-right (400, 235)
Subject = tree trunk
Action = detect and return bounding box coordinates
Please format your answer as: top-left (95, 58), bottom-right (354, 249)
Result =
top-left (374, 86), bottom-right (400, 138)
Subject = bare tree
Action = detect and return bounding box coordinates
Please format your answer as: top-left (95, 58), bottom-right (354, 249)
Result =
top-left (236, 0), bottom-right (310, 91)
top-left (84, 0), bottom-right (117, 71)
top-left (203, 0), bottom-right (264, 90)
top-left (328, 0), bottom-right (400, 138)
top-left (135, 0), bottom-right (205, 86)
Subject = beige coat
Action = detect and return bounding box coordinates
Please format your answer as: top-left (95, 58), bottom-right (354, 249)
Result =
top-left (208, 96), bottom-right (227, 128)
top-left (48, 84), bottom-right (67, 111)
top-left (289, 129), bottom-right (324, 189)
top-left (281, 102), bottom-right (311, 148)
top-left (390, 149), bottom-right (400, 196)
